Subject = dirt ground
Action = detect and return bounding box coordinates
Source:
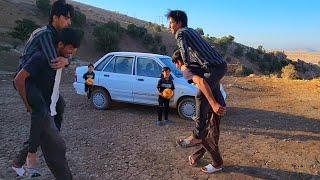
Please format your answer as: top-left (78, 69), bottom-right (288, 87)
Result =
top-left (0, 72), bottom-right (319, 180)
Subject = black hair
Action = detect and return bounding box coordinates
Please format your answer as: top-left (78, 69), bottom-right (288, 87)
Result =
top-left (88, 63), bottom-right (94, 68)
top-left (49, 0), bottom-right (75, 23)
top-left (56, 28), bottom-right (81, 48)
top-left (171, 50), bottom-right (183, 64)
top-left (166, 10), bottom-right (188, 27)
top-left (162, 66), bottom-right (171, 72)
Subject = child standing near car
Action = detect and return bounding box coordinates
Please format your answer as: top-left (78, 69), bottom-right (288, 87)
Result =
top-left (156, 67), bottom-right (175, 126)
top-left (83, 63), bottom-right (95, 99)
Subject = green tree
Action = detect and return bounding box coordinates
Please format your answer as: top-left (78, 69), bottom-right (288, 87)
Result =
top-left (72, 10), bottom-right (86, 27)
top-left (234, 45), bottom-right (244, 58)
top-left (93, 24), bottom-right (120, 53)
top-left (9, 19), bottom-right (39, 42)
top-left (159, 45), bottom-right (167, 55)
top-left (36, 0), bottom-right (51, 15)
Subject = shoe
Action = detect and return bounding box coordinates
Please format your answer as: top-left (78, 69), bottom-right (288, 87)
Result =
top-left (26, 168), bottom-right (41, 177)
top-left (155, 120), bottom-right (163, 126)
top-left (11, 166), bottom-right (25, 177)
top-left (164, 119), bottom-right (173, 124)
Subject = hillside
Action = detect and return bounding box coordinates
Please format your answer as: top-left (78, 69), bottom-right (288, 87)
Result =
top-left (0, 0), bottom-right (319, 79)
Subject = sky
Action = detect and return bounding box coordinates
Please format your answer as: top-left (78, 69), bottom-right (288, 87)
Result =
top-left (73, 0), bottom-right (320, 51)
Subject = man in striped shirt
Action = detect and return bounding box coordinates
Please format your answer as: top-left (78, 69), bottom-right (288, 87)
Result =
top-left (12, 0), bottom-right (75, 177)
top-left (167, 10), bottom-right (227, 173)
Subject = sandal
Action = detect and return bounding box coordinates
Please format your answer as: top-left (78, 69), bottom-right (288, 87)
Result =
top-left (200, 164), bottom-right (222, 174)
top-left (176, 139), bottom-right (192, 148)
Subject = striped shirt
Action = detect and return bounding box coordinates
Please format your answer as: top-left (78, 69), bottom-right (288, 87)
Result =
top-left (20, 24), bottom-right (58, 67)
top-left (175, 27), bottom-right (225, 69)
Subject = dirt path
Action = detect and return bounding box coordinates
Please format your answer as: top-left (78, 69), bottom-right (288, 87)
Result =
top-left (0, 74), bottom-right (319, 179)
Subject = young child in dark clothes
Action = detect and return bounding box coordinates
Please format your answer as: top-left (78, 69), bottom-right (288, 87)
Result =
top-left (156, 67), bottom-right (175, 126)
top-left (83, 63), bottom-right (95, 99)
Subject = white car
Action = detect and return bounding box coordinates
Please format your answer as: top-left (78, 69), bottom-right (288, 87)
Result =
top-left (73, 52), bottom-right (225, 120)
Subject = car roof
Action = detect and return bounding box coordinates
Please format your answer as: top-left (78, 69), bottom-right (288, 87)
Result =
top-left (107, 52), bottom-right (171, 59)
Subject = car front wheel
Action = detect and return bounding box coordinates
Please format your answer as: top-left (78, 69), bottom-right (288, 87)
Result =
top-left (91, 88), bottom-right (111, 110)
top-left (177, 97), bottom-right (196, 120)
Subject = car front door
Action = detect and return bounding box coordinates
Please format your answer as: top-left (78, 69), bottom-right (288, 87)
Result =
top-left (133, 57), bottom-right (162, 105)
top-left (100, 56), bottom-right (134, 102)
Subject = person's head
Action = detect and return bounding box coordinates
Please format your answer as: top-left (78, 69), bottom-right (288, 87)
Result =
top-left (162, 67), bottom-right (171, 79)
top-left (56, 28), bottom-right (80, 58)
top-left (172, 50), bottom-right (184, 70)
top-left (50, 0), bottom-right (74, 30)
top-left (166, 10), bottom-right (188, 34)
top-left (88, 63), bottom-right (94, 72)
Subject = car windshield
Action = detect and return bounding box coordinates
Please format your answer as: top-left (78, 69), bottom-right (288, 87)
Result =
top-left (159, 57), bottom-right (183, 78)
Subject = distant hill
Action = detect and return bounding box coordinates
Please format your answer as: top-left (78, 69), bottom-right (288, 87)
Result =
top-left (284, 51), bottom-right (320, 64)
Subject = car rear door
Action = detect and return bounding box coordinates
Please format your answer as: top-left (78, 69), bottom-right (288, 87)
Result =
top-left (100, 56), bottom-right (135, 102)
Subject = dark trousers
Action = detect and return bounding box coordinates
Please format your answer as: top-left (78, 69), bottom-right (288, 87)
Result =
top-left (14, 84), bottom-right (71, 179)
top-left (158, 96), bottom-right (169, 121)
top-left (191, 62), bottom-right (227, 167)
top-left (85, 84), bottom-right (93, 99)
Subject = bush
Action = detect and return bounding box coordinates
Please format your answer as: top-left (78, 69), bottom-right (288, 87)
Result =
top-left (9, 19), bottom-right (39, 42)
top-left (127, 23), bottom-right (147, 38)
top-left (281, 64), bottom-right (298, 79)
top-left (93, 24), bottom-right (120, 53)
top-left (159, 45), bottom-right (167, 55)
top-left (235, 65), bottom-right (254, 76)
top-left (153, 25), bottom-right (161, 32)
top-left (36, 0), bottom-right (51, 15)
top-left (234, 45), bottom-right (244, 58)
top-left (72, 10), bottom-right (86, 27)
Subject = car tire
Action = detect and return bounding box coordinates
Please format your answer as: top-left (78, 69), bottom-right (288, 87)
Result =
top-left (91, 88), bottom-right (111, 110)
top-left (177, 97), bottom-right (196, 120)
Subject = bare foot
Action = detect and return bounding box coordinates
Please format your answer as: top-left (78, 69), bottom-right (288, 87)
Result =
top-left (26, 153), bottom-right (37, 168)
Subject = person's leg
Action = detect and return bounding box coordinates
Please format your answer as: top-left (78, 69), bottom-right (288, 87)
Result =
top-left (54, 95), bottom-right (65, 131)
top-left (201, 113), bottom-right (223, 168)
top-left (157, 96), bottom-right (164, 121)
top-left (88, 85), bottom-right (93, 99)
top-left (40, 115), bottom-right (72, 179)
top-left (12, 141), bottom-right (29, 167)
top-left (192, 90), bottom-right (210, 139)
top-left (164, 99), bottom-right (169, 120)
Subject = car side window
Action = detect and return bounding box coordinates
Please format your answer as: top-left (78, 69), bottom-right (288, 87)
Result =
top-left (136, 57), bottom-right (162, 78)
top-left (114, 56), bottom-right (134, 74)
top-left (95, 55), bottom-right (113, 71)
top-left (103, 58), bottom-right (115, 72)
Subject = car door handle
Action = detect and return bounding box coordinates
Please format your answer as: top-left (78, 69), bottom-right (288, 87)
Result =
top-left (137, 78), bottom-right (144, 81)
top-left (104, 74), bottom-right (109, 77)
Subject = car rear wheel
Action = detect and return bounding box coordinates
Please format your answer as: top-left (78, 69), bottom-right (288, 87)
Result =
top-left (91, 88), bottom-right (111, 110)
top-left (177, 97), bottom-right (196, 120)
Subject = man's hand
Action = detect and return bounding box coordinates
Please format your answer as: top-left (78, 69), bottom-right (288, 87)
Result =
top-left (26, 104), bottom-right (32, 113)
top-left (50, 57), bottom-right (69, 70)
top-left (211, 103), bottom-right (226, 116)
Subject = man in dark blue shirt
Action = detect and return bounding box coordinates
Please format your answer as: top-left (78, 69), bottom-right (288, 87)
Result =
top-left (14, 28), bottom-right (80, 179)
top-left (167, 10), bottom-right (227, 174)
top-left (11, 0), bottom-right (75, 177)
